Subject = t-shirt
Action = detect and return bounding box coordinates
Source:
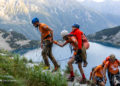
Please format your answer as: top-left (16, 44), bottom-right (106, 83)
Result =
top-left (105, 60), bottom-right (119, 74)
top-left (94, 65), bottom-right (104, 78)
top-left (70, 29), bottom-right (83, 49)
top-left (39, 23), bottom-right (51, 40)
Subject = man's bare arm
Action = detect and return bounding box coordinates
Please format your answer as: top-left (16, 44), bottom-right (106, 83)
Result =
top-left (53, 41), bottom-right (68, 47)
top-left (89, 72), bottom-right (92, 80)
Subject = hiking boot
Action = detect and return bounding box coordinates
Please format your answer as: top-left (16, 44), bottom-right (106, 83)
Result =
top-left (43, 66), bottom-right (50, 70)
top-left (83, 61), bottom-right (88, 67)
top-left (52, 65), bottom-right (60, 72)
top-left (67, 76), bottom-right (75, 82)
top-left (80, 78), bottom-right (86, 84)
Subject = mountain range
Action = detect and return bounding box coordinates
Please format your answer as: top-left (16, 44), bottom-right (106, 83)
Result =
top-left (0, 0), bottom-right (119, 40)
top-left (87, 26), bottom-right (120, 47)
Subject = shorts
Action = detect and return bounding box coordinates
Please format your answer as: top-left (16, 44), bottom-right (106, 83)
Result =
top-left (75, 54), bottom-right (83, 63)
top-left (81, 46), bottom-right (87, 62)
top-left (95, 76), bottom-right (104, 85)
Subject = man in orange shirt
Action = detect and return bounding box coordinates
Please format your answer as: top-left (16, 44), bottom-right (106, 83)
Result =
top-left (32, 18), bottom-right (59, 71)
top-left (53, 30), bottom-right (86, 83)
top-left (92, 65), bottom-right (107, 86)
top-left (104, 54), bottom-right (120, 86)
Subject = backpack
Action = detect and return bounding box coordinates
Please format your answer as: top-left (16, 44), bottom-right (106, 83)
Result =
top-left (82, 34), bottom-right (90, 49)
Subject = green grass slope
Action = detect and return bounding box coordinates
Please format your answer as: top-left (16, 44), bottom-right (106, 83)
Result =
top-left (0, 50), bottom-right (67, 86)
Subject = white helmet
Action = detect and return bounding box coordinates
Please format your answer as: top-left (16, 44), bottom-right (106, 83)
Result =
top-left (61, 30), bottom-right (69, 37)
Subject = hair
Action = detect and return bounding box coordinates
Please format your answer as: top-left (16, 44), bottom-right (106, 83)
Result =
top-left (92, 66), bottom-right (96, 71)
top-left (110, 54), bottom-right (116, 60)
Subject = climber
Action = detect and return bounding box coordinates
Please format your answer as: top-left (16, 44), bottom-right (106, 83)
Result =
top-left (70, 24), bottom-right (89, 67)
top-left (89, 67), bottom-right (96, 80)
top-left (103, 54), bottom-right (120, 86)
top-left (32, 17), bottom-right (59, 72)
top-left (92, 64), bottom-right (107, 86)
top-left (53, 30), bottom-right (86, 83)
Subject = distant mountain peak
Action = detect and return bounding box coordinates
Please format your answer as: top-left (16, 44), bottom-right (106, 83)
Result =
top-left (0, 0), bottom-right (28, 20)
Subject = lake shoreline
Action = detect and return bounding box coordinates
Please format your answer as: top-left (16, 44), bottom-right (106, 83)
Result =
top-left (12, 41), bottom-right (120, 55)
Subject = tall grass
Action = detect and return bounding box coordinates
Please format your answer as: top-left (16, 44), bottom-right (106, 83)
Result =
top-left (0, 50), bottom-right (67, 86)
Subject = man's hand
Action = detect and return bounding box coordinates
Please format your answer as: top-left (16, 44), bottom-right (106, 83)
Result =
top-left (51, 37), bottom-right (53, 41)
top-left (53, 41), bottom-right (58, 44)
top-left (104, 77), bottom-right (107, 84)
top-left (41, 43), bottom-right (43, 49)
top-left (50, 37), bottom-right (53, 43)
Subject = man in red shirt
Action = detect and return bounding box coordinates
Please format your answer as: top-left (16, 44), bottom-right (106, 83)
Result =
top-left (70, 24), bottom-right (88, 67)
top-left (70, 24), bottom-right (83, 50)
top-left (53, 30), bottom-right (86, 82)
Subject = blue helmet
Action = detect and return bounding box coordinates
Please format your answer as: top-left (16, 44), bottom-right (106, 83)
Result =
top-left (32, 17), bottom-right (39, 24)
top-left (72, 24), bottom-right (80, 28)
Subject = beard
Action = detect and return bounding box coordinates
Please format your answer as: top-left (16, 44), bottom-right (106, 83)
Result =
top-left (35, 24), bottom-right (39, 28)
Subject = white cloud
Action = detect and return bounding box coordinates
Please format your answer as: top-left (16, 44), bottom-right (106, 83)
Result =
top-left (76, 0), bottom-right (85, 2)
top-left (112, 0), bottom-right (120, 1)
top-left (93, 0), bottom-right (105, 2)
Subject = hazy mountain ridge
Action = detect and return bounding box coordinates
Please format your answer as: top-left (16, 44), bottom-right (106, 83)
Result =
top-left (80, 0), bottom-right (120, 16)
top-left (87, 26), bottom-right (120, 46)
top-left (0, 0), bottom-right (115, 40)
top-left (80, 0), bottom-right (120, 26)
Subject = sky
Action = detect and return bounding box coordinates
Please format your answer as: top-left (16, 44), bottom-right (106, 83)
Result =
top-left (77, 0), bottom-right (120, 2)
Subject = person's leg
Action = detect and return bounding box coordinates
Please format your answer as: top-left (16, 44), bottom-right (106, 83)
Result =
top-left (78, 62), bottom-right (86, 79)
top-left (111, 74), bottom-right (115, 86)
top-left (42, 44), bottom-right (50, 67)
top-left (68, 56), bottom-right (75, 77)
top-left (47, 42), bottom-right (59, 69)
top-left (108, 72), bottom-right (113, 86)
top-left (108, 71), bottom-right (111, 85)
top-left (81, 46), bottom-right (88, 67)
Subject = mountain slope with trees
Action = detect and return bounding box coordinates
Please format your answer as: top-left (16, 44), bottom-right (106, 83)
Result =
top-left (87, 26), bottom-right (120, 46)
top-left (0, 29), bottom-right (40, 53)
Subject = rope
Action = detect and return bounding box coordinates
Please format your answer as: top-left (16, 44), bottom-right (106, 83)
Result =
top-left (33, 57), bottom-right (70, 63)
top-left (34, 45), bottom-right (72, 63)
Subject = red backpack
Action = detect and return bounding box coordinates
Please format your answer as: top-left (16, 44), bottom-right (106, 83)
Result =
top-left (82, 34), bottom-right (90, 49)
